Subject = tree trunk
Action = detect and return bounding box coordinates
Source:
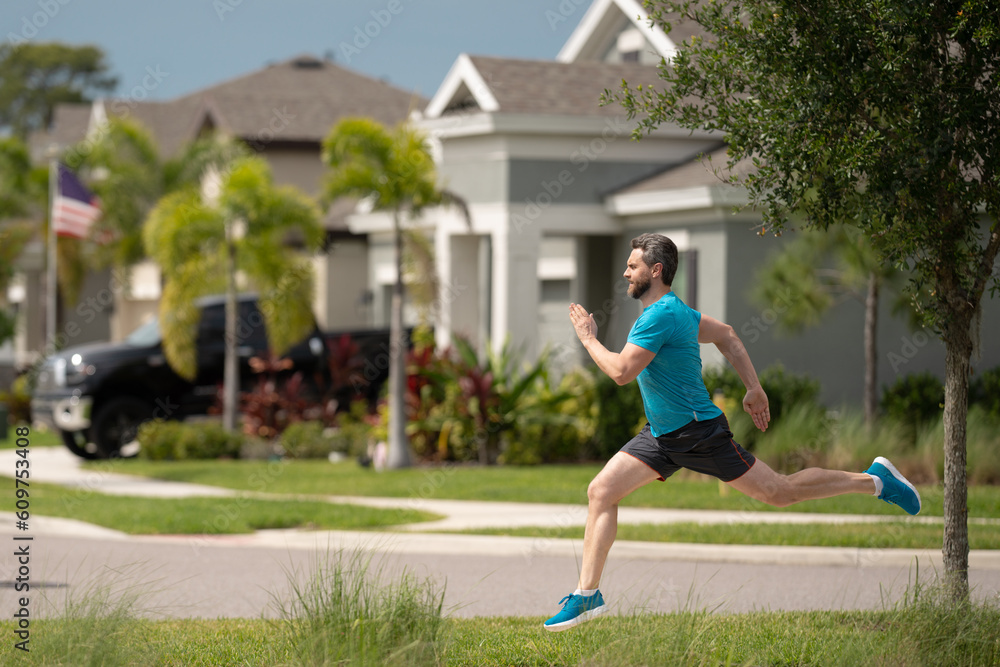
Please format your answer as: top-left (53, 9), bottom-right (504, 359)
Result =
top-left (863, 272), bottom-right (879, 425)
top-left (386, 209), bottom-right (411, 468)
top-left (942, 317), bottom-right (972, 601)
top-left (223, 226), bottom-right (239, 433)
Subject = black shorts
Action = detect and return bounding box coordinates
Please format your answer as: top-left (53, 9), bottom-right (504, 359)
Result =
top-left (621, 414), bottom-right (756, 482)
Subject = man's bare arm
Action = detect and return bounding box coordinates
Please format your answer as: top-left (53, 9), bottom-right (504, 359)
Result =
top-left (699, 314), bottom-right (770, 431)
top-left (569, 303), bottom-right (654, 385)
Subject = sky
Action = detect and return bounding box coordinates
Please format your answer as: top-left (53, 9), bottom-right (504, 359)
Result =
top-left (2, 0), bottom-right (589, 101)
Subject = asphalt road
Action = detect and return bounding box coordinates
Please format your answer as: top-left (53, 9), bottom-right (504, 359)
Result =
top-left (4, 527), bottom-right (999, 621)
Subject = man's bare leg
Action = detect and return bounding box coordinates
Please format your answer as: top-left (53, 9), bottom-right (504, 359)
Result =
top-left (727, 458), bottom-right (874, 507)
top-left (578, 452), bottom-right (660, 590)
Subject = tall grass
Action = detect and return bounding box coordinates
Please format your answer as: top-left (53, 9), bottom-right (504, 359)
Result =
top-left (3, 577), bottom-right (997, 665)
top-left (24, 566), bottom-right (156, 666)
top-left (893, 576), bottom-right (1000, 667)
top-left (275, 549), bottom-right (446, 666)
top-left (752, 406), bottom-right (1000, 485)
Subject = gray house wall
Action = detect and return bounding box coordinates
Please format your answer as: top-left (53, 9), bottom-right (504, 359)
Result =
top-left (724, 229), bottom-right (1000, 409)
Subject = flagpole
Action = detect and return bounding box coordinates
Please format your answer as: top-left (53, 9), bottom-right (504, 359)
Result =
top-left (46, 157), bottom-right (57, 347)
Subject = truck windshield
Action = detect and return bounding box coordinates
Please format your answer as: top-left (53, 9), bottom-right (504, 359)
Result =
top-left (125, 318), bottom-right (161, 346)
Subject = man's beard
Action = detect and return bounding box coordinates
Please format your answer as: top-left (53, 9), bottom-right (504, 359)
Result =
top-left (628, 276), bottom-right (650, 300)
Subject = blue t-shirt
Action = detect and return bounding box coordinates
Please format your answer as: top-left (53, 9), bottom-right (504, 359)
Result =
top-left (627, 292), bottom-right (722, 436)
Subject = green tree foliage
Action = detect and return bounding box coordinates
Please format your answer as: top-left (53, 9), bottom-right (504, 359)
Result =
top-left (143, 155), bottom-right (322, 380)
top-left (67, 117), bottom-right (162, 269)
top-left (0, 42), bottom-right (117, 138)
top-left (607, 0), bottom-right (999, 598)
top-left (0, 136), bottom-right (43, 347)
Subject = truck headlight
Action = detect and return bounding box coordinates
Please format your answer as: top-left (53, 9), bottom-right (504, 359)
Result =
top-left (57, 354), bottom-right (96, 386)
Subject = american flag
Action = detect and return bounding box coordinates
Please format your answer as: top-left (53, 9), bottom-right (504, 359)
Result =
top-left (52, 164), bottom-right (101, 239)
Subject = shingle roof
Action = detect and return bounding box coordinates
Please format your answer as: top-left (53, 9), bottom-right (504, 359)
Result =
top-left (463, 55), bottom-right (663, 117)
top-left (43, 55), bottom-right (424, 158)
top-left (614, 145), bottom-right (756, 193)
top-left (28, 103), bottom-right (92, 162)
top-left (168, 55), bottom-right (423, 144)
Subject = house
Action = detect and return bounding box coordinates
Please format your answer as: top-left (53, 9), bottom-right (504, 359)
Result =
top-left (346, 0), bottom-right (1000, 407)
top-left (12, 54), bottom-right (422, 374)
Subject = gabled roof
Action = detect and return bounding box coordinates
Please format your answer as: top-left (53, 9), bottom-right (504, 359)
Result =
top-left (41, 55), bottom-right (423, 158)
top-left (165, 55), bottom-right (423, 145)
top-left (558, 0), bottom-right (670, 62)
top-left (425, 54), bottom-right (662, 118)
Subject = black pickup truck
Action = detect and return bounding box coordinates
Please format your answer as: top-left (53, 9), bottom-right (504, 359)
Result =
top-left (31, 294), bottom-right (394, 459)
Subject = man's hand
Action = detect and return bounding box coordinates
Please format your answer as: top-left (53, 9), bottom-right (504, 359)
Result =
top-left (569, 303), bottom-right (598, 343)
top-left (743, 385), bottom-right (771, 432)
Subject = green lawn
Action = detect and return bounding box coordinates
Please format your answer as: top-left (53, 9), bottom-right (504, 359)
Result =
top-left (0, 425), bottom-right (61, 449)
top-left (2, 606), bottom-right (997, 666)
top-left (103, 458), bottom-right (1000, 518)
top-left (29, 481), bottom-right (441, 534)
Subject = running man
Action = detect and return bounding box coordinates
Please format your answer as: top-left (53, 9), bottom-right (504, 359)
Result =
top-left (544, 233), bottom-right (921, 632)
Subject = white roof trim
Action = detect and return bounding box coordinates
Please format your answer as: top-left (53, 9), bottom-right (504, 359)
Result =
top-left (606, 185), bottom-right (747, 216)
top-left (558, 0), bottom-right (677, 63)
top-left (425, 54), bottom-right (500, 119)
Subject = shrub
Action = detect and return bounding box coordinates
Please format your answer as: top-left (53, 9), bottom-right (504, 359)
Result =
top-left (328, 399), bottom-right (378, 460)
top-left (591, 372), bottom-right (645, 460)
top-left (824, 409), bottom-right (914, 476)
top-left (280, 420), bottom-right (334, 460)
top-left (880, 371), bottom-right (944, 428)
top-left (0, 374), bottom-right (32, 425)
top-left (704, 362), bottom-right (821, 449)
top-left (138, 420), bottom-right (243, 460)
top-left (758, 363), bottom-right (822, 423)
top-left (751, 402), bottom-right (830, 473)
top-left (408, 336), bottom-right (571, 464)
top-left (501, 368), bottom-right (597, 465)
top-left (970, 365), bottom-right (1000, 422)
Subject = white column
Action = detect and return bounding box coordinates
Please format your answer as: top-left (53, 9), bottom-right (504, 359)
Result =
top-left (492, 218), bottom-right (541, 360)
top-left (434, 226), bottom-right (480, 351)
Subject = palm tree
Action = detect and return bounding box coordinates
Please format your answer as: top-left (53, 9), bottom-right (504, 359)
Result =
top-left (321, 118), bottom-right (462, 469)
top-left (143, 154), bottom-right (323, 431)
top-left (68, 116), bottom-right (163, 270)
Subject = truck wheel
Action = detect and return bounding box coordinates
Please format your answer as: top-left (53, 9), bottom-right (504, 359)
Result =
top-left (60, 430), bottom-right (100, 460)
top-left (91, 397), bottom-right (151, 458)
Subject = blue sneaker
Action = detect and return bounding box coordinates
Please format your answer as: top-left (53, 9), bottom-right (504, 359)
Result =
top-left (543, 591), bottom-right (606, 632)
top-left (865, 456), bottom-right (921, 515)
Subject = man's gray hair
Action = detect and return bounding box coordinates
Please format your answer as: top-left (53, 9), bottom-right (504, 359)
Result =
top-left (631, 233), bottom-right (678, 285)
